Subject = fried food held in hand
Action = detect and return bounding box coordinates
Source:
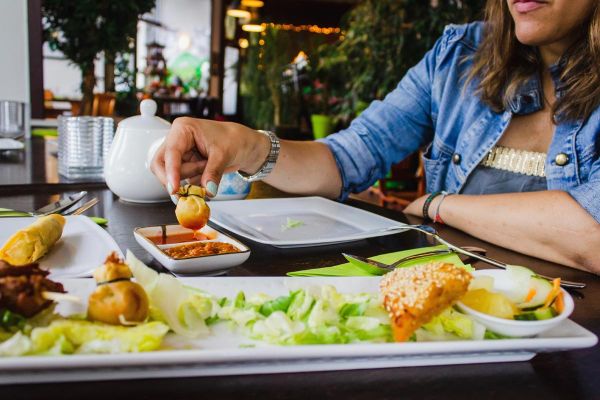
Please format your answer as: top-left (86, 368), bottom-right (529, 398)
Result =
top-left (0, 260), bottom-right (65, 318)
top-left (380, 262), bottom-right (472, 342)
top-left (87, 253), bottom-right (149, 326)
top-left (0, 214), bottom-right (66, 266)
top-left (175, 184), bottom-right (210, 232)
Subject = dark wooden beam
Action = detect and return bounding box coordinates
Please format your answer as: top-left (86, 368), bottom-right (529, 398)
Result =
top-left (209, 0), bottom-right (226, 113)
top-left (28, 0), bottom-right (44, 119)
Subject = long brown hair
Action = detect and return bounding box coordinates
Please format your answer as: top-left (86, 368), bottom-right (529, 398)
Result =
top-left (467, 0), bottom-right (600, 122)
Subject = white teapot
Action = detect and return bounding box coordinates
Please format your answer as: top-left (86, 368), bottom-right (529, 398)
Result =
top-left (104, 99), bottom-right (170, 203)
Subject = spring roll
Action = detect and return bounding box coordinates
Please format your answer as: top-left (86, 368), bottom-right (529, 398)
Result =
top-left (0, 214), bottom-right (66, 266)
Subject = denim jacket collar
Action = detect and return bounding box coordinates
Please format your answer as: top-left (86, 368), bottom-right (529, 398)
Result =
top-left (508, 60), bottom-right (565, 115)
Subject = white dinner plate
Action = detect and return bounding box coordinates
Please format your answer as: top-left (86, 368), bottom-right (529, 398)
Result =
top-left (209, 197), bottom-right (406, 247)
top-left (0, 276), bottom-right (596, 385)
top-left (0, 138), bottom-right (24, 151)
top-left (134, 224), bottom-right (251, 275)
top-left (0, 215), bottom-right (122, 278)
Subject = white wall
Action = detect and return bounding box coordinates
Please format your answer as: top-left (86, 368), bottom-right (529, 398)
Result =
top-left (43, 45), bottom-right (105, 99)
top-left (0, 0), bottom-right (30, 104)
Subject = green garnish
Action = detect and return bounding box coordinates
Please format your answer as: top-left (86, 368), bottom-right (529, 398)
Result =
top-left (281, 217), bottom-right (304, 231)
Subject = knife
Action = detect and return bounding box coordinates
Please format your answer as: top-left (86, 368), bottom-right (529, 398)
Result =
top-left (342, 253), bottom-right (389, 276)
top-left (0, 191), bottom-right (87, 217)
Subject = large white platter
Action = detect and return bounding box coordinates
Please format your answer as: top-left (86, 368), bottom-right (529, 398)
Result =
top-left (0, 215), bottom-right (122, 278)
top-left (0, 277), bottom-right (596, 384)
top-left (209, 197), bottom-right (405, 247)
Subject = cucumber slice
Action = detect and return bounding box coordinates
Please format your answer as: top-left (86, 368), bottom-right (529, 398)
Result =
top-left (505, 265), bottom-right (535, 303)
top-left (514, 307), bottom-right (557, 321)
top-left (469, 276), bottom-right (495, 292)
top-left (518, 277), bottom-right (553, 309)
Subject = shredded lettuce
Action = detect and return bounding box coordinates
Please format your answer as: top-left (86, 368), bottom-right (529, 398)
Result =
top-left (127, 250), bottom-right (220, 338)
top-left (0, 320), bottom-right (169, 357)
top-left (221, 285), bottom-right (392, 345)
top-left (29, 319), bottom-right (169, 354)
top-left (415, 308), bottom-right (486, 341)
top-left (0, 332), bottom-right (32, 356)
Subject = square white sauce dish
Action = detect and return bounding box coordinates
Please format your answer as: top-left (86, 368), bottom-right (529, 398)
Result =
top-left (134, 224), bottom-right (250, 275)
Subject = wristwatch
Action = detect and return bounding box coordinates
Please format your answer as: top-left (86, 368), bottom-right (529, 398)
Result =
top-left (237, 130), bottom-right (280, 182)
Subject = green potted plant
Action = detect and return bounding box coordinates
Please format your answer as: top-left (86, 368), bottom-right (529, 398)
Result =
top-left (43, 0), bottom-right (155, 115)
top-left (316, 0), bottom-right (483, 125)
top-left (304, 79), bottom-right (339, 139)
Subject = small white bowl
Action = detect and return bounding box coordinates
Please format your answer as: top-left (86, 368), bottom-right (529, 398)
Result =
top-left (456, 269), bottom-right (574, 337)
top-left (134, 224), bottom-right (250, 275)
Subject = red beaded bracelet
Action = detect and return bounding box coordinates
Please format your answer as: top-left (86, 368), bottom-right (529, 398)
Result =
top-left (422, 191), bottom-right (442, 221)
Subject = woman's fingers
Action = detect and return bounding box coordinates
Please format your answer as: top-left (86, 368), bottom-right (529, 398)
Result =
top-left (150, 144), bottom-right (168, 185)
top-left (163, 120), bottom-right (198, 193)
top-left (201, 150), bottom-right (229, 197)
top-left (180, 159), bottom-right (208, 179)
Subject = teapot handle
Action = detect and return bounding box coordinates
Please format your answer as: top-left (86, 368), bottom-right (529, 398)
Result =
top-left (146, 136), bottom-right (166, 171)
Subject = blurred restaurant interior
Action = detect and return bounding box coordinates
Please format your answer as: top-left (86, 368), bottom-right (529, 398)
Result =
top-left (0, 0), bottom-right (483, 205)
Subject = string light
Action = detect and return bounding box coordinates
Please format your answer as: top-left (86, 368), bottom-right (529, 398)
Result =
top-left (260, 23), bottom-right (343, 35)
top-left (238, 38), bottom-right (249, 48)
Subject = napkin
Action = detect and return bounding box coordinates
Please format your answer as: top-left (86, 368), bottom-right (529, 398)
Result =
top-left (31, 128), bottom-right (58, 137)
top-left (287, 245), bottom-right (470, 277)
top-left (0, 208), bottom-right (30, 217)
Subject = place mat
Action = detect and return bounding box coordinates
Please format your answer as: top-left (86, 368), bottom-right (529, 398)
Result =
top-left (31, 128), bottom-right (58, 137)
top-left (287, 245), bottom-right (470, 277)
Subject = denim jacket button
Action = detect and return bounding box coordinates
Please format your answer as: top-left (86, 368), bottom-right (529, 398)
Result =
top-left (452, 153), bottom-right (461, 164)
top-left (555, 153), bottom-right (569, 166)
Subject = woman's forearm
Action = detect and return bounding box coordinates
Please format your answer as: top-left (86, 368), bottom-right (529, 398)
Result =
top-left (262, 140), bottom-right (342, 199)
top-left (433, 191), bottom-right (600, 273)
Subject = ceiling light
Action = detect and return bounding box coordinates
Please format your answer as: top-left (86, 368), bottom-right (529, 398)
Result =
top-left (242, 23), bottom-right (265, 32)
top-left (226, 1), bottom-right (251, 19)
top-left (241, 0), bottom-right (264, 7)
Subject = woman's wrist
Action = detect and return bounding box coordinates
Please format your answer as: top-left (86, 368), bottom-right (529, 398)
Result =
top-left (240, 128), bottom-right (272, 175)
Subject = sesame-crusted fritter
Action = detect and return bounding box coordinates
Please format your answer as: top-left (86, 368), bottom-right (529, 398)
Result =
top-left (380, 262), bottom-right (472, 342)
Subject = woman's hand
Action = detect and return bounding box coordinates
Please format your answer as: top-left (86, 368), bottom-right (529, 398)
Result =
top-left (151, 118), bottom-right (270, 196)
top-left (150, 117), bottom-right (343, 199)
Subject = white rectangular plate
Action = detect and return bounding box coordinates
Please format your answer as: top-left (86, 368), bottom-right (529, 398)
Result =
top-left (134, 225), bottom-right (250, 275)
top-left (209, 197), bottom-right (405, 247)
top-left (0, 215), bottom-right (122, 278)
top-left (0, 277), bottom-right (596, 384)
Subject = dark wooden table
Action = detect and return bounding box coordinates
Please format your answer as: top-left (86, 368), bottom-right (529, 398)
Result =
top-left (0, 188), bottom-right (598, 400)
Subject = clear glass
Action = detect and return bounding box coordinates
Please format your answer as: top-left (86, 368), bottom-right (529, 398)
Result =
top-left (58, 116), bottom-right (114, 180)
top-left (0, 100), bottom-right (25, 138)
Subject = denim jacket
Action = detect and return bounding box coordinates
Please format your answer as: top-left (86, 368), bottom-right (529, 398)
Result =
top-left (321, 22), bottom-right (600, 222)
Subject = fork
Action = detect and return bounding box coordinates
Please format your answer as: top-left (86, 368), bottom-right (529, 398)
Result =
top-left (398, 224), bottom-right (586, 289)
top-left (386, 246), bottom-right (487, 269)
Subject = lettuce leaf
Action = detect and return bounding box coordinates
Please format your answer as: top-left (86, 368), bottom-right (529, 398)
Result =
top-left (29, 319), bottom-right (169, 354)
top-left (127, 250), bottom-right (220, 338)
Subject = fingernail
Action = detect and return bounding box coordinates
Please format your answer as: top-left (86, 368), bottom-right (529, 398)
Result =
top-left (167, 182), bottom-right (174, 194)
top-left (206, 181), bottom-right (218, 197)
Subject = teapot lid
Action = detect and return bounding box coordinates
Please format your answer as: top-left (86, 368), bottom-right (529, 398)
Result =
top-left (117, 99), bottom-right (171, 131)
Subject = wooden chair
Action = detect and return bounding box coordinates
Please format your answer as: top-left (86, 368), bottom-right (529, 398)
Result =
top-left (92, 93), bottom-right (116, 116)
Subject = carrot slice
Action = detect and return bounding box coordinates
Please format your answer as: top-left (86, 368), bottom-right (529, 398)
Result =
top-left (543, 278), bottom-right (561, 308)
top-left (554, 291), bottom-right (565, 314)
top-left (524, 288), bottom-right (537, 302)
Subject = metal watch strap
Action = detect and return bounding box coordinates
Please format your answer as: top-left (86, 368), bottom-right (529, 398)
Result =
top-left (237, 130), bottom-right (280, 182)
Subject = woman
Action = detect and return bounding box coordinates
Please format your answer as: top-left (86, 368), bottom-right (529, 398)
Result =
top-left (151, 0), bottom-right (600, 273)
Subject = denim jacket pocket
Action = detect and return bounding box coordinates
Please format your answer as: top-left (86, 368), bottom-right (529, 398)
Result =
top-left (421, 141), bottom-right (452, 192)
